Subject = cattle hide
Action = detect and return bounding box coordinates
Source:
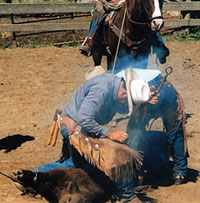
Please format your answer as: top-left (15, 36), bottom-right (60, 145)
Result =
top-left (12, 168), bottom-right (105, 203)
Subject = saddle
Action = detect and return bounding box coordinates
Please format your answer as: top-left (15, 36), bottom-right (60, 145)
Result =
top-left (79, 0), bottom-right (124, 56)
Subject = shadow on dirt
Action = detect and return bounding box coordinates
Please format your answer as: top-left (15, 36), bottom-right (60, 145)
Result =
top-left (137, 192), bottom-right (158, 203)
top-left (0, 134), bottom-right (35, 153)
top-left (135, 162), bottom-right (199, 202)
top-left (186, 167), bottom-right (200, 183)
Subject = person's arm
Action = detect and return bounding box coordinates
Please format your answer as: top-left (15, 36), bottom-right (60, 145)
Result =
top-left (77, 87), bottom-right (128, 142)
top-left (107, 130), bottom-right (128, 143)
top-left (77, 87), bottom-right (109, 138)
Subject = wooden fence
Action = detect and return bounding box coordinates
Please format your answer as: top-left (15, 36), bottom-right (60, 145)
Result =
top-left (0, 2), bottom-right (200, 33)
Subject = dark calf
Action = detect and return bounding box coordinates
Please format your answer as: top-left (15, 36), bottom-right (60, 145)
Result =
top-left (12, 168), bottom-right (104, 203)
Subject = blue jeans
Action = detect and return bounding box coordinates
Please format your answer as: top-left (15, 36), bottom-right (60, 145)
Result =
top-left (32, 127), bottom-right (73, 173)
top-left (32, 157), bottom-right (75, 172)
top-left (127, 74), bottom-right (187, 176)
top-left (157, 32), bottom-right (164, 44)
top-left (126, 130), bottom-right (169, 170)
top-left (89, 20), bottom-right (98, 37)
top-left (148, 74), bottom-right (187, 176)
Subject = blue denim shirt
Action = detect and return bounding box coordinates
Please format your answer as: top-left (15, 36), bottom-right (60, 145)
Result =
top-left (62, 73), bottom-right (128, 138)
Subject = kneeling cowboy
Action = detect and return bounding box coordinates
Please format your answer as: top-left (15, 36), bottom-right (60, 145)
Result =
top-left (34, 68), bottom-right (161, 202)
top-left (33, 67), bottom-right (188, 201)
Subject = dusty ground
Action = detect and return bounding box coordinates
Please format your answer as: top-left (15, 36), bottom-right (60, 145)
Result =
top-left (0, 40), bottom-right (200, 203)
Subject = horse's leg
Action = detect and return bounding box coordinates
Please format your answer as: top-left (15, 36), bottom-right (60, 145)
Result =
top-left (106, 54), bottom-right (113, 71)
top-left (92, 50), bottom-right (102, 67)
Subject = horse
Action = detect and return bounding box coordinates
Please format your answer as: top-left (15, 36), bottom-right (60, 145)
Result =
top-left (90, 0), bottom-right (169, 72)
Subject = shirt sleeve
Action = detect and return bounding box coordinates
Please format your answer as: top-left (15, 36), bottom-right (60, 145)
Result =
top-left (76, 87), bottom-right (109, 138)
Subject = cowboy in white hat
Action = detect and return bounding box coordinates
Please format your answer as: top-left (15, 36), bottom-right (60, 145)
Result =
top-left (13, 67), bottom-right (187, 202)
top-left (22, 68), bottom-right (158, 202)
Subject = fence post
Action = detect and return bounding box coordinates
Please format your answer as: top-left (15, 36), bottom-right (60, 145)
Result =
top-left (71, 12), bottom-right (76, 42)
top-left (5, 0), bottom-right (17, 46)
top-left (183, 0), bottom-right (192, 33)
top-left (184, 0), bottom-right (191, 19)
top-left (10, 14), bottom-right (18, 46)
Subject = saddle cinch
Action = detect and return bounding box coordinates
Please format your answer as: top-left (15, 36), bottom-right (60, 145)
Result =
top-left (47, 112), bottom-right (143, 182)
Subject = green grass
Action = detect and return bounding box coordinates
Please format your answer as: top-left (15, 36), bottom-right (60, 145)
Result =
top-left (20, 42), bottom-right (54, 48)
top-left (164, 26), bottom-right (200, 41)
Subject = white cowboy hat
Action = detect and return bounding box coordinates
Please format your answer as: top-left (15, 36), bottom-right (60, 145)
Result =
top-left (125, 67), bottom-right (150, 115)
top-left (85, 65), bottom-right (106, 81)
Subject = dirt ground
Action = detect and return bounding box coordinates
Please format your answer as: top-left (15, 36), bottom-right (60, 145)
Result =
top-left (0, 40), bottom-right (200, 203)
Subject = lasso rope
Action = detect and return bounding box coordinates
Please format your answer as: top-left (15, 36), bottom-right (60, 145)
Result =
top-left (112, 6), bottom-right (127, 73)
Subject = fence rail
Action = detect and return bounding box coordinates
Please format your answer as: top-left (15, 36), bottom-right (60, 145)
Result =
top-left (0, 3), bottom-right (95, 15)
top-left (0, 2), bottom-right (200, 15)
top-left (0, 2), bottom-right (200, 32)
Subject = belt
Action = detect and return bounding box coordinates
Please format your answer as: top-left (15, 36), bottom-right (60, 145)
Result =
top-left (60, 115), bottom-right (78, 135)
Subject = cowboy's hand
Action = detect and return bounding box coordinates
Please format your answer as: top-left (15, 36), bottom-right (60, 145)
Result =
top-left (148, 92), bottom-right (159, 104)
top-left (107, 130), bottom-right (128, 143)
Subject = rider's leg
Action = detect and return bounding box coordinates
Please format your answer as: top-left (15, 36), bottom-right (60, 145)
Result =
top-left (89, 19), bottom-right (99, 37)
top-left (79, 1), bottom-right (105, 55)
top-left (153, 32), bottom-right (170, 64)
top-left (157, 32), bottom-right (164, 43)
top-left (79, 16), bottom-right (100, 55)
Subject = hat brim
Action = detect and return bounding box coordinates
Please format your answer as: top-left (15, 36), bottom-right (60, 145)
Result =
top-left (124, 67), bottom-right (140, 115)
top-left (85, 65), bottom-right (106, 80)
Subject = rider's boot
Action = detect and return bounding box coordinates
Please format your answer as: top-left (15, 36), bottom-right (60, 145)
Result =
top-left (155, 42), bottom-right (170, 64)
top-left (153, 32), bottom-right (170, 64)
top-left (79, 20), bottom-right (98, 56)
top-left (79, 37), bottom-right (93, 57)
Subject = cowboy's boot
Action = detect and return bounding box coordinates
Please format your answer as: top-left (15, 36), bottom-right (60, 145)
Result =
top-left (155, 43), bottom-right (170, 64)
top-left (152, 33), bottom-right (170, 64)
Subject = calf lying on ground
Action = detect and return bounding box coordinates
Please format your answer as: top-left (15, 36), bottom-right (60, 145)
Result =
top-left (12, 168), bottom-right (105, 203)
